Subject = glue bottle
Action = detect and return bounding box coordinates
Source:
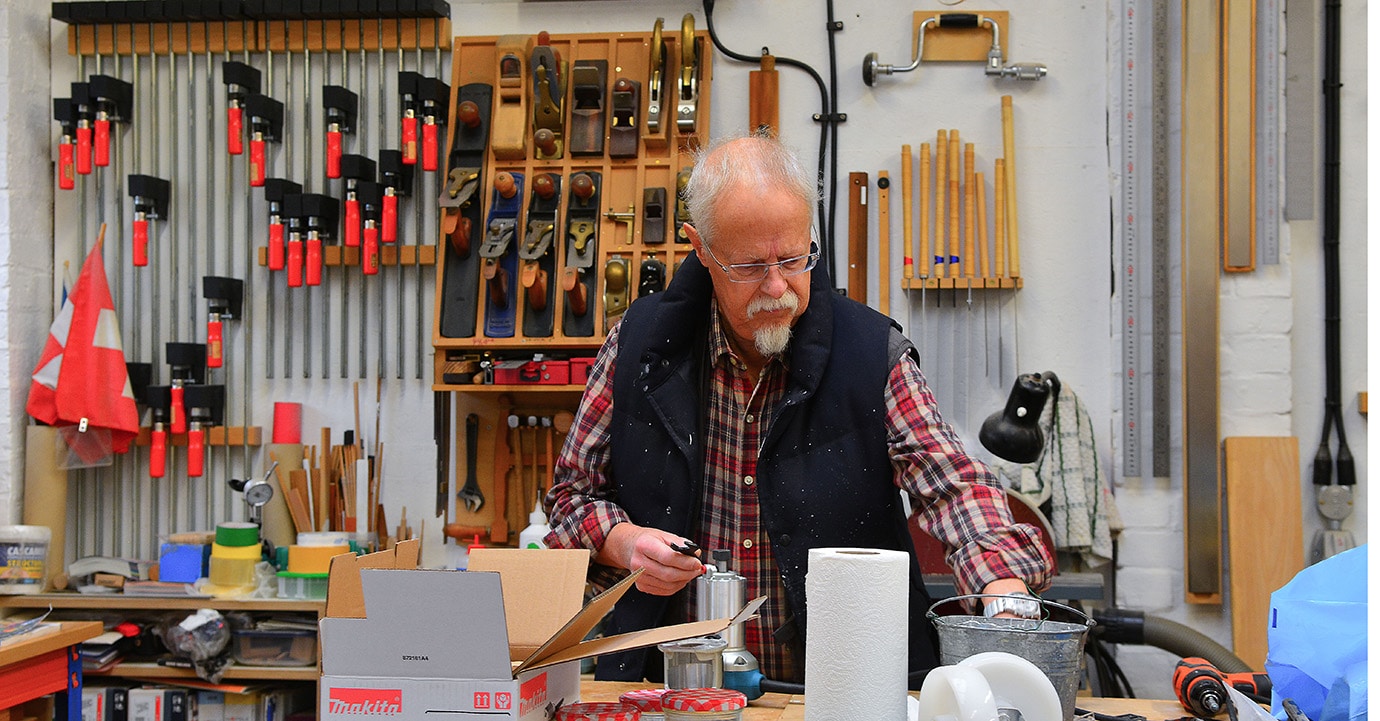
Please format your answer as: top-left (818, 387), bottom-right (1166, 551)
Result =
top-left (518, 505), bottom-right (550, 549)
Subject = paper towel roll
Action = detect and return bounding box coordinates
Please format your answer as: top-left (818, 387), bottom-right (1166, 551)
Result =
top-left (805, 547), bottom-right (911, 721)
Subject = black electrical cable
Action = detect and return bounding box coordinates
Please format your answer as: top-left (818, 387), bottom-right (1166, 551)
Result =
top-left (824, 0), bottom-right (842, 287)
top-left (1313, 0), bottom-right (1352, 491)
top-left (701, 0), bottom-right (839, 291)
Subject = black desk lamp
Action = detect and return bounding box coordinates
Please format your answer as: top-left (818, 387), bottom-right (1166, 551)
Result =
top-left (979, 371), bottom-right (1061, 463)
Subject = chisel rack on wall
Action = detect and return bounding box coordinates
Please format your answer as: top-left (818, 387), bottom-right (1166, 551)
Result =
top-left (431, 27), bottom-right (713, 391)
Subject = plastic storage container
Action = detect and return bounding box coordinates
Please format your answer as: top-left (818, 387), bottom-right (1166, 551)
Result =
top-left (0, 526), bottom-right (50, 594)
top-left (230, 628), bottom-right (318, 666)
top-left (662, 689), bottom-right (746, 721)
top-left (276, 572), bottom-right (329, 600)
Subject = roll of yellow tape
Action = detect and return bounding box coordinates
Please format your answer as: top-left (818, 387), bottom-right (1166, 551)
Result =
top-left (208, 556), bottom-right (256, 587)
top-left (211, 542), bottom-right (263, 561)
top-left (287, 544), bottom-right (351, 574)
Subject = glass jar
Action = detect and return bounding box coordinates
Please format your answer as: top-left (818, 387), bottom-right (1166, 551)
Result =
top-left (659, 636), bottom-right (727, 689)
top-left (619, 688), bottom-right (666, 721)
top-left (554, 701), bottom-right (640, 720)
top-left (662, 688), bottom-right (747, 721)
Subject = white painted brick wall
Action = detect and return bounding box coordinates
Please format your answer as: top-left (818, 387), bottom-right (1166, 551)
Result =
top-left (0, 0), bottom-right (57, 524)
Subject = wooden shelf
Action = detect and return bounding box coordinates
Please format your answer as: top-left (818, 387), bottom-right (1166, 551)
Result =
top-left (0, 594), bottom-right (323, 615)
top-left (90, 662), bottom-right (319, 682)
top-left (431, 384), bottom-right (587, 395)
top-left (903, 276), bottom-right (1023, 290)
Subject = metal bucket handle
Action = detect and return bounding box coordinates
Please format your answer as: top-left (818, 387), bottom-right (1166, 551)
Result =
top-left (926, 593), bottom-right (1096, 630)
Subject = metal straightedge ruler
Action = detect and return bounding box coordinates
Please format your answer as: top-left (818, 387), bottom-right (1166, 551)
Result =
top-left (1256, 0), bottom-right (1282, 265)
top-left (1118, 0), bottom-right (1168, 479)
top-left (1118, 0), bottom-right (1284, 479)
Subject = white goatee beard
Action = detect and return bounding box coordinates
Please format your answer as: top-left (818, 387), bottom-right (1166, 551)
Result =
top-left (747, 290), bottom-right (799, 357)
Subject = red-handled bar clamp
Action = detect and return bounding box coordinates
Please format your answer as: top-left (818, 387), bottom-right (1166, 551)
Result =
top-left (128, 175), bottom-right (170, 267)
top-left (221, 61), bottom-right (261, 156)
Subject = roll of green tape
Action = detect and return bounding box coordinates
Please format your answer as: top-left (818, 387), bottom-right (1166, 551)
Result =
top-left (215, 522), bottom-right (260, 547)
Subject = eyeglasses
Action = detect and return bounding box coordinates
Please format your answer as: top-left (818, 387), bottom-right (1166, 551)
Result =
top-left (703, 239), bottom-right (820, 283)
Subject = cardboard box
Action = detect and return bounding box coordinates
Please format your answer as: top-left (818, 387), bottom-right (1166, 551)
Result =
top-left (319, 542), bottom-right (761, 721)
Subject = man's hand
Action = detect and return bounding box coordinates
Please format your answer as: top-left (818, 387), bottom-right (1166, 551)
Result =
top-left (980, 578), bottom-right (1038, 619)
top-left (598, 522), bottom-right (705, 596)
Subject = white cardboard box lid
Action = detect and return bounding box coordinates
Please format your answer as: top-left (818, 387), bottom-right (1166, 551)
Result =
top-left (319, 568), bottom-right (513, 680)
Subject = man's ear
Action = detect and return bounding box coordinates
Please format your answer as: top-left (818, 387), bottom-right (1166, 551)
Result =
top-left (683, 223), bottom-right (708, 265)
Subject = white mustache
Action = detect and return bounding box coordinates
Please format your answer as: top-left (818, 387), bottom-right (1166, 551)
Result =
top-left (746, 290), bottom-right (800, 319)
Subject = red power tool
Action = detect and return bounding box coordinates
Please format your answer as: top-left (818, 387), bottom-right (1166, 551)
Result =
top-left (1173, 657), bottom-right (1272, 717)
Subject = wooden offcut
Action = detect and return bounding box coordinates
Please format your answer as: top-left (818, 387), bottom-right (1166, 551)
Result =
top-left (1224, 436), bottom-right (1302, 669)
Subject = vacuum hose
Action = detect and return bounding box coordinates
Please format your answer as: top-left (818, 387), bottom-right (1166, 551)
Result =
top-left (1092, 608), bottom-right (1253, 673)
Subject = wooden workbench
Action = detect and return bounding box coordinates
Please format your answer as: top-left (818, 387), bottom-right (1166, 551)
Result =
top-left (0, 621), bottom-right (103, 720)
top-left (579, 681), bottom-right (1188, 720)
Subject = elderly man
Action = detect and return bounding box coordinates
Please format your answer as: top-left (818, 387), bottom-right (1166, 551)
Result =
top-left (544, 133), bottom-right (1054, 687)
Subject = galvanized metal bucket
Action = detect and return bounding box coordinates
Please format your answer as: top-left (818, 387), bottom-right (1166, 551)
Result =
top-left (928, 595), bottom-right (1095, 721)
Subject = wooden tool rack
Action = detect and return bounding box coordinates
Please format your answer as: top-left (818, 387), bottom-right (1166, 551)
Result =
top-left (431, 28), bottom-right (713, 369)
top-left (429, 27), bottom-right (712, 543)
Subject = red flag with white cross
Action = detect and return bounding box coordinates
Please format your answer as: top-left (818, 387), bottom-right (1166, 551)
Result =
top-left (27, 227), bottom-right (139, 463)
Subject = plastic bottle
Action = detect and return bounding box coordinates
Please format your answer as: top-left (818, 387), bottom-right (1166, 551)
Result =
top-left (518, 507), bottom-right (550, 549)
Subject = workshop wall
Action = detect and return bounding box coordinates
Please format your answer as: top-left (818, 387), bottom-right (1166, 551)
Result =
top-left (0, 0), bottom-right (58, 521)
top-left (0, 0), bottom-right (1368, 704)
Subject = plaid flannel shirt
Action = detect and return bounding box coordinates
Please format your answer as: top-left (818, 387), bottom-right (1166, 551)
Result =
top-left (544, 303), bottom-right (1053, 681)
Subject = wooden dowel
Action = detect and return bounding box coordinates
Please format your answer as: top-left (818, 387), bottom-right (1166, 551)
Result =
top-left (935, 131), bottom-right (947, 278)
top-left (994, 158), bottom-right (1007, 278)
top-left (948, 178), bottom-right (960, 279)
top-left (976, 171), bottom-right (990, 279)
top-left (963, 143), bottom-right (975, 277)
top-left (919, 143), bottom-right (931, 280)
top-left (901, 146), bottom-right (913, 280)
top-left (948, 130), bottom-right (961, 277)
top-left (1002, 95), bottom-right (1020, 277)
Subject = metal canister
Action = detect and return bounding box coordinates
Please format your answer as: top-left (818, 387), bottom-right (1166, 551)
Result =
top-left (695, 550), bottom-right (762, 699)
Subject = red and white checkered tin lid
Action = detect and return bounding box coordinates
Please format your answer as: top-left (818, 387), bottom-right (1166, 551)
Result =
top-left (554, 701), bottom-right (641, 721)
top-left (662, 688), bottom-right (748, 712)
top-left (619, 689), bottom-right (666, 712)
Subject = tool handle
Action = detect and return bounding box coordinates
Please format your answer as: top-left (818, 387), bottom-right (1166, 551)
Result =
top-left (150, 427), bottom-right (167, 478)
top-left (382, 194), bottom-right (398, 243)
top-left (250, 138), bottom-right (266, 187)
top-left (94, 117), bottom-right (111, 167)
top-left (306, 237), bottom-right (323, 286)
top-left (207, 316), bottom-right (224, 368)
top-left (401, 116), bottom-right (418, 165)
top-left (227, 106), bottom-right (243, 155)
top-left (344, 198), bottom-right (361, 248)
top-left (362, 225), bottom-right (380, 275)
top-left (268, 222), bottom-right (286, 270)
top-left (919, 143), bottom-right (931, 279)
top-left (466, 413), bottom-right (479, 485)
top-left (170, 385), bottom-right (186, 434)
top-left (938, 13), bottom-right (980, 27)
top-left (133, 219), bottom-right (149, 267)
top-left (287, 238), bottom-right (304, 287)
top-left (326, 129), bottom-right (343, 179)
top-left (422, 121), bottom-right (439, 172)
top-left (58, 141), bottom-right (76, 190)
top-left (187, 426), bottom-right (205, 477)
top-left (75, 126), bottom-right (93, 175)
top-left (443, 524), bottom-right (487, 541)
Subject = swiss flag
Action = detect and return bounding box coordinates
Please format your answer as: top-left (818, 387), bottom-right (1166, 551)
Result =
top-left (27, 232), bottom-right (139, 460)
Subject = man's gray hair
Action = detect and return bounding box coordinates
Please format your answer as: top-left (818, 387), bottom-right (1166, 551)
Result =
top-left (682, 131), bottom-right (820, 247)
